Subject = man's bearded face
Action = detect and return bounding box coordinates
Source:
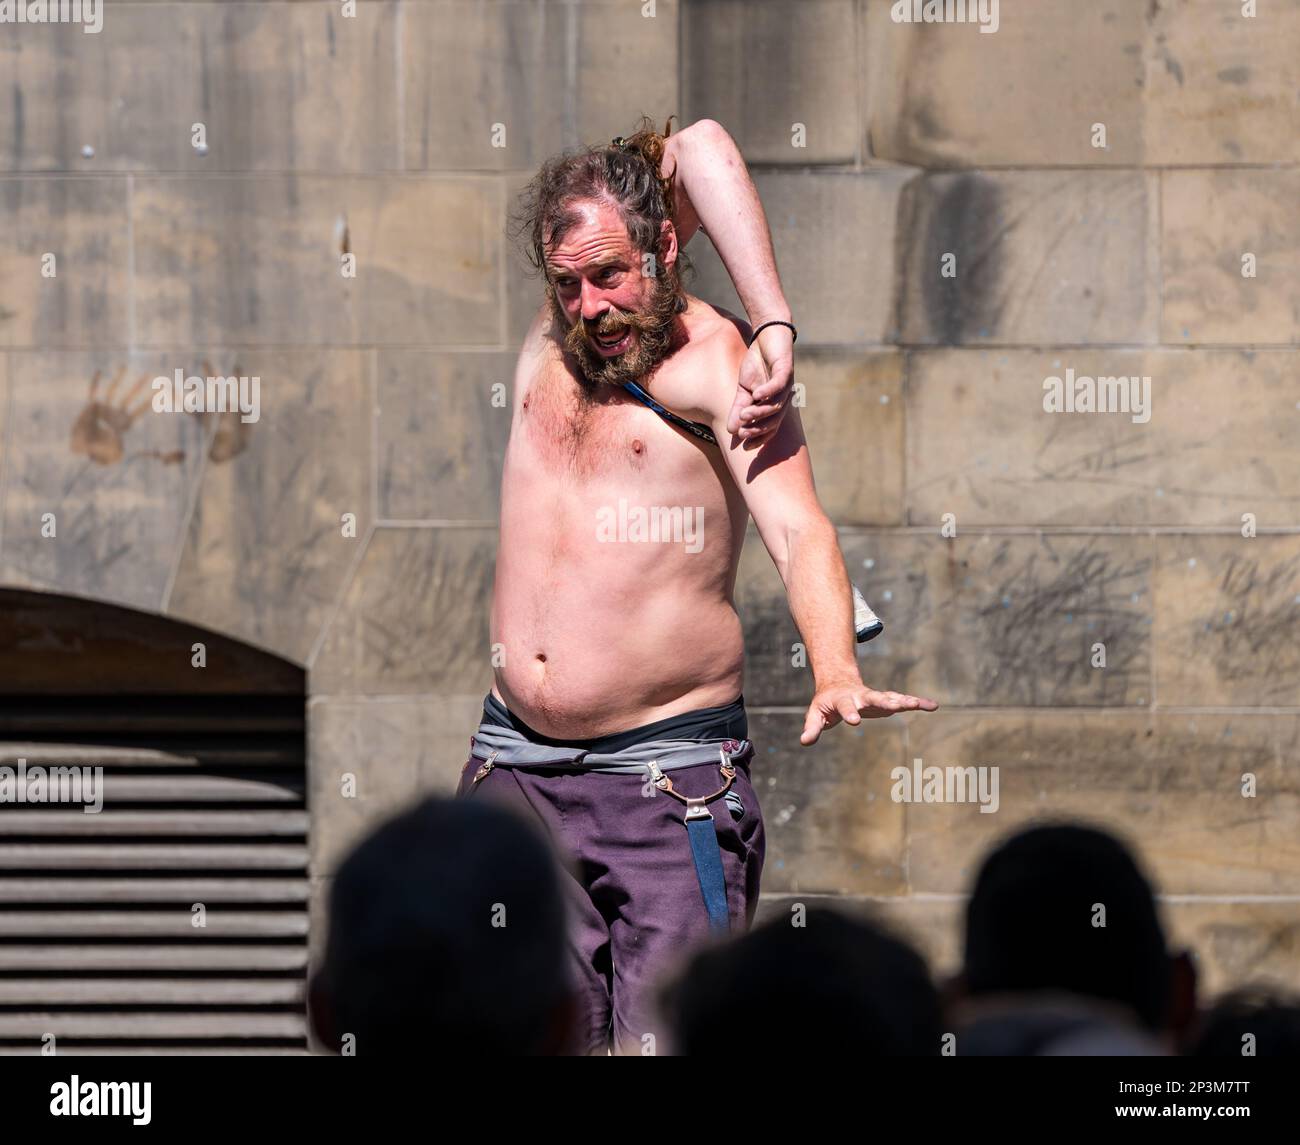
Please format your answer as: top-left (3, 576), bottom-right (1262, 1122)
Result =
top-left (547, 270), bottom-right (681, 390)
top-left (543, 201), bottom-right (683, 391)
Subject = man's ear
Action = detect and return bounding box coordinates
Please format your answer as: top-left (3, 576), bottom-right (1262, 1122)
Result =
top-left (657, 219), bottom-right (679, 274)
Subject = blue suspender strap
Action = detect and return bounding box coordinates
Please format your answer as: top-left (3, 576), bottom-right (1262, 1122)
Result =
top-left (686, 815), bottom-right (731, 935)
top-left (647, 752), bottom-right (740, 936)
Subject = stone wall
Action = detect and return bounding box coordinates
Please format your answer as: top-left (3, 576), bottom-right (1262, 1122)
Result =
top-left (0, 0), bottom-right (1296, 1010)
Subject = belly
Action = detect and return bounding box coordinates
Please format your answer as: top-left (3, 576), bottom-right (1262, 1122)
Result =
top-left (492, 467), bottom-right (746, 739)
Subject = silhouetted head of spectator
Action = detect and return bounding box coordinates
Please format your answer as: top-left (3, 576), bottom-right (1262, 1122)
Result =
top-left (659, 904), bottom-right (941, 1055)
top-left (309, 795), bottom-right (575, 1056)
top-left (959, 823), bottom-right (1196, 1041)
top-left (1192, 987), bottom-right (1300, 1058)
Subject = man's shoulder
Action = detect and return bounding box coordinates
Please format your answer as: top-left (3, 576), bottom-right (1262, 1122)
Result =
top-left (687, 299), bottom-right (751, 360)
top-left (652, 298), bottom-right (749, 422)
top-left (513, 303), bottom-right (564, 388)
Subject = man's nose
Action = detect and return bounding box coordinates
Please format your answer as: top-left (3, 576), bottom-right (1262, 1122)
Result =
top-left (579, 281), bottom-right (610, 323)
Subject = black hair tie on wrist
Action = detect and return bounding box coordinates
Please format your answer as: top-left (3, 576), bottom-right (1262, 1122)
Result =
top-left (748, 320), bottom-right (797, 347)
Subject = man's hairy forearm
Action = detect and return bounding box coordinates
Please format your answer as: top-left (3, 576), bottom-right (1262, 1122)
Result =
top-left (782, 521), bottom-right (861, 689)
top-left (663, 119), bottom-right (791, 327)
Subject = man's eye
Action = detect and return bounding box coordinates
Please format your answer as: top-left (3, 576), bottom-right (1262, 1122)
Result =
top-left (555, 278), bottom-right (576, 289)
top-left (600, 267), bottom-right (619, 281)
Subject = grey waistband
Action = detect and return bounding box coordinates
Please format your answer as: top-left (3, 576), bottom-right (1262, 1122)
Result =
top-left (470, 720), bottom-right (753, 775)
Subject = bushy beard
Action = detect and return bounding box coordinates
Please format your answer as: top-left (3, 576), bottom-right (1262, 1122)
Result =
top-left (549, 271), bottom-right (684, 393)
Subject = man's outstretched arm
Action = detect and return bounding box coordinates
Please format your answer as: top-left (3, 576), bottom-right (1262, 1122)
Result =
top-left (661, 119), bottom-right (795, 447)
top-left (701, 334), bottom-right (939, 745)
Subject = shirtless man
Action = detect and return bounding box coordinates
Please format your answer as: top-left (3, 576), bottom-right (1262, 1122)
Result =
top-left (457, 117), bottom-right (937, 1056)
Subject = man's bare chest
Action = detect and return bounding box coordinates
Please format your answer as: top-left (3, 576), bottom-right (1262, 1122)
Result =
top-left (514, 351), bottom-right (708, 482)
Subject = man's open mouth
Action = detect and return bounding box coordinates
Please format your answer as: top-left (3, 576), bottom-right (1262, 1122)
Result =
top-left (592, 328), bottom-right (631, 354)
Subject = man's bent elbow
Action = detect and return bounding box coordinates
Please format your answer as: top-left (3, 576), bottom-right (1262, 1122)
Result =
top-left (676, 117), bottom-right (724, 140)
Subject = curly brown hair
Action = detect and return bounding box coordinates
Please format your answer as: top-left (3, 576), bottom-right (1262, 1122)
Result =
top-left (509, 114), bottom-right (695, 295)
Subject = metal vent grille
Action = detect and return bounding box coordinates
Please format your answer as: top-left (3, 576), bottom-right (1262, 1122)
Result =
top-left (0, 694), bottom-right (308, 1055)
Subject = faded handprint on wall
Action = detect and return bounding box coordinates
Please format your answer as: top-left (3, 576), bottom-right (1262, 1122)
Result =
top-left (70, 368), bottom-right (157, 466)
top-left (69, 363), bottom-right (254, 467)
top-left (200, 359), bottom-right (255, 464)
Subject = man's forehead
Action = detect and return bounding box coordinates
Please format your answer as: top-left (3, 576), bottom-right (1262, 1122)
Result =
top-left (544, 202), bottom-right (635, 271)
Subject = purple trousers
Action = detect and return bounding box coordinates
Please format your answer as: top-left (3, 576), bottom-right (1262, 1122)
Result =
top-left (455, 748), bottom-right (765, 1055)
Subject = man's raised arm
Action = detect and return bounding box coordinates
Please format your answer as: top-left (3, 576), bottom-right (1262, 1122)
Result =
top-left (660, 119), bottom-right (796, 447)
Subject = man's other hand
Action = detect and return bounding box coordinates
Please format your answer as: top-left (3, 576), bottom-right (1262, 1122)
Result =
top-left (800, 683), bottom-right (940, 746)
top-left (727, 325), bottom-right (795, 447)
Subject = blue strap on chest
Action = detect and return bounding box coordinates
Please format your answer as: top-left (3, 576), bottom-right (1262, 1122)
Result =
top-left (621, 380), bottom-right (718, 445)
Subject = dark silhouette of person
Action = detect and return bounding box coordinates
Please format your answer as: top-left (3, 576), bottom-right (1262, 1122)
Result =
top-left (309, 795), bottom-right (577, 1056)
top-left (659, 904), bottom-right (942, 1055)
top-left (948, 823), bottom-right (1198, 1055)
top-left (1192, 987), bottom-right (1300, 1058)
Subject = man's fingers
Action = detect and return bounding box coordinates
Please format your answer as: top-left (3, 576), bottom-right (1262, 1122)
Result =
top-left (877, 691), bottom-right (912, 712)
top-left (747, 376), bottom-right (790, 405)
top-left (835, 695), bottom-right (862, 726)
top-left (880, 690), bottom-right (938, 712)
top-left (725, 386), bottom-right (749, 436)
top-left (738, 412), bottom-right (783, 446)
top-left (800, 704), bottom-right (834, 746)
top-left (859, 689), bottom-right (940, 716)
top-left (803, 687), bottom-right (940, 742)
top-left (739, 399), bottom-right (785, 424)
